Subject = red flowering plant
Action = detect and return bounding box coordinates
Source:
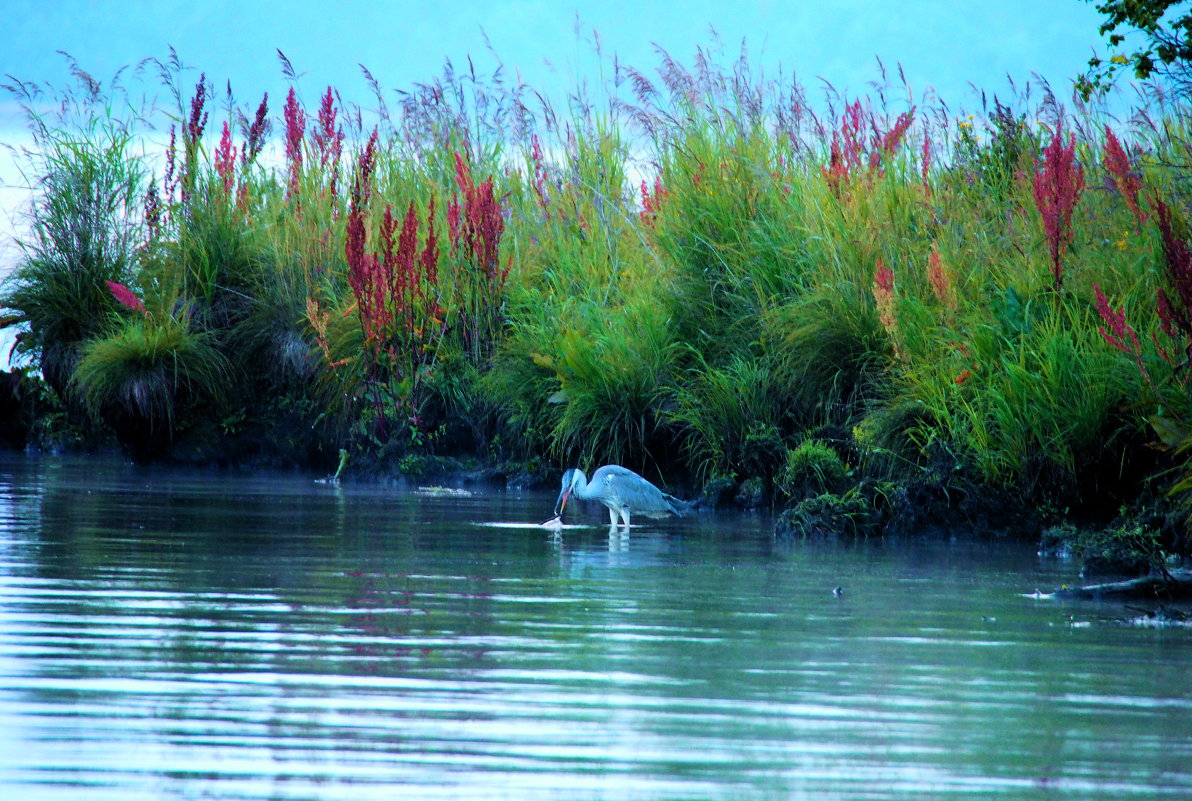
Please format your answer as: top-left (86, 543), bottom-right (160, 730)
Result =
top-left (240, 93), bottom-right (270, 169)
top-left (873, 109), bottom-right (915, 171)
top-left (528, 133), bottom-right (552, 218)
top-left (174, 74), bottom-right (209, 205)
top-left (1151, 196), bottom-right (1192, 374)
top-left (639, 175), bottom-right (668, 229)
top-left (1091, 196), bottom-right (1192, 435)
top-left (926, 243), bottom-right (956, 313)
top-left (229, 92), bottom-right (270, 217)
top-left (1102, 126), bottom-right (1146, 230)
top-left (1031, 127), bottom-right (1085, 291)
top-left (311, 87), bottom-right (345, 208)
top-left (143, 182), bottom-right (163, 243)
top-left (446, 151), bottom-right (508, 367)
top-left (1094, 283), bottom-right (1152, 390)
top-left (336, 129), bottom-right (448, 442)
top-left (283, 88), bottom-right (306, 203)
top-left (821, 100), bottom-right (916, 196)
top-left (822, 100), bottom-right (867, 195)
top-left (213, 121), bottom-right (237, 200)
top-left (873, 257), bottom-right (902, 360)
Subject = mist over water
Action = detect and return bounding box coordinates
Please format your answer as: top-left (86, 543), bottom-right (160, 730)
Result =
top-left (0, 452), bottom-right (1190, 800)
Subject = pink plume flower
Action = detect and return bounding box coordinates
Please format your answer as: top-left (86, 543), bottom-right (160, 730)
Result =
top-left (105, 281), bottom-right (147, 317)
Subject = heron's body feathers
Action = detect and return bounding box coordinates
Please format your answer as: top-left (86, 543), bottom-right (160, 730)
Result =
top-left (554, 464), bottom-right (688, 527)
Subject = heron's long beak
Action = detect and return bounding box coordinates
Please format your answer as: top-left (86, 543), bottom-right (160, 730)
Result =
top-left (554, 487), bottom-right (571, 517)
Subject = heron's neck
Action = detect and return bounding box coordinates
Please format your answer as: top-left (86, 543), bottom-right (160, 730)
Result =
top-left (572, 471), bottom-right (592, 497)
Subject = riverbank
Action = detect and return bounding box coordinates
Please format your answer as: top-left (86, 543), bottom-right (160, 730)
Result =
top-left (2, 49), bottom-right (1191, 576)
top-left (3, 369), bottom-right (1186, 583)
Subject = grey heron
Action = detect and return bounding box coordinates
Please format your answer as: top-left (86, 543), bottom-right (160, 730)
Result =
top-left (553, 465), bottom-right (688, 528)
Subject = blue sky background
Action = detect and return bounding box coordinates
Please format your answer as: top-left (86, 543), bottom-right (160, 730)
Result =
top-left (3, 0), bottom-right (1118, 118)
top-left (1, 2), bottom-right (1132, 204)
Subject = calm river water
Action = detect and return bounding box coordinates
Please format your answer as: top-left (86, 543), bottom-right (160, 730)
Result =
top-left (0, 452), bottom-right (1189, 800)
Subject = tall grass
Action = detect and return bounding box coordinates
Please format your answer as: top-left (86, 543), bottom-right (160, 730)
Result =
top-left (3, 41), bottom-right (1192, 521)
top-left (1, 62), bottom-right (147, 400)
top-left (72, 306), bottom-right (230, 432)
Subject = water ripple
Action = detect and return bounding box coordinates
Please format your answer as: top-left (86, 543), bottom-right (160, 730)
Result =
top-left (1, 455), bottom-right (1191, 799)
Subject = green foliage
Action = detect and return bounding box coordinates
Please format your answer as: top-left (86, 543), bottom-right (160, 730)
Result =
top-left (72, 310), bottom-right (230, 430)
top-left (669, 355), bottom-right (788, 483)
top-left (547, 297), bottom-right (679, 468)
top-left (950, 102), bottom-right (1041, 204)
top-left (173, 184), bottom-right (264, 312)
top-left (767, 286), bottom-right (891, 430)
top-left (1079, 0), bottom-right (1192, 98)
top-left (776, 439), bottom-right (851, 501)
top-left (649, 121), bottom-right (812, 363)
top-left (1054, 519), bottom-right (1171, 578)
top-left (895, 296), bottom-right (1137, 500)
top-left (0, 109), bottom-right (145, 396)
top-left (776, 482), bottom-right (898, 539)
top-left (421, 354), bottom-right (492, 453)
top-left (479, 346), bottom-right (560, 460)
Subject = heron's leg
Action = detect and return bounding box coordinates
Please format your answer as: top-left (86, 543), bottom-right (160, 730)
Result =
top-left (619, 507), bottom-right (631, 528)
top-left (608, 507), bottom-right (618, 527)
top-left (607, 524), bottom-right (626, 549)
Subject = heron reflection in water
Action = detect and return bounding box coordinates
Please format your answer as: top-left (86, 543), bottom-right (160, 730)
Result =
top-left (552, 465), bottom-right (689, 529)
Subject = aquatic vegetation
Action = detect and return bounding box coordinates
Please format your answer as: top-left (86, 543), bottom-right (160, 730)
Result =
top-left (775, 483), bottom-right (897, 539)
top-left (2, 40), bottom-right (1192, 538)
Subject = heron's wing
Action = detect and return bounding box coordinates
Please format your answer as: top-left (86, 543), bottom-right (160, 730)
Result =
top-left (592, 465), bottom-right (643, 500)
top-left (591, 464), bottom-right (639, 483)
top-left (592, 465), bottom-right (688, 516)
top-left (621, 472), bottom-right (677, 510)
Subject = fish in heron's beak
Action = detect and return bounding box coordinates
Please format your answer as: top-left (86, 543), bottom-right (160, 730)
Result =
top-left (554, 486), bottom-right (571, 517)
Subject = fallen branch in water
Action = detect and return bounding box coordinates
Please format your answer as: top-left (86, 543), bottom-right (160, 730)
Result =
top-left (1039, 569), bottom-right (1192, 601)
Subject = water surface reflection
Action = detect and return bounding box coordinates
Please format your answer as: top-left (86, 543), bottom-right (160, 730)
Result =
top-left (0, 453), bottom-right (1189, 799)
